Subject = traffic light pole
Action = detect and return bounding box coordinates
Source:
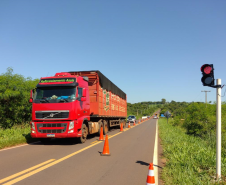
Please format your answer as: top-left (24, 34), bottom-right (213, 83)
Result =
top-left (216, 79), bottom-right (221, 180)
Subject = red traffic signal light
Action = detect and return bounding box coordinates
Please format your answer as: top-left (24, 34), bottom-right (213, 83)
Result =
top-left (201, 64), bottom-right (214, 86)
top-left (201, 64), bottom-right (213, 74)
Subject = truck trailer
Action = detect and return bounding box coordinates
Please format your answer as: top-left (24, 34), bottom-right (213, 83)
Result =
top-left (30, 71), bottom-right (127, 143)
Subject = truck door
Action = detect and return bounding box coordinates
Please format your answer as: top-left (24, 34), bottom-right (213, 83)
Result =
top-left (77, 87), bottom-right (83, 109)
top-left (77, 87), bottom-right (89, 118)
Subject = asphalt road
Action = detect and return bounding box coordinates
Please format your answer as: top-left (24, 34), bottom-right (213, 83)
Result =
top-left (0, 118), bottom-right (157, 185)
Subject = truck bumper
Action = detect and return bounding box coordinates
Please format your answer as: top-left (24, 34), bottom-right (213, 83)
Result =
top-left (31, 132), bottom-right (80, 138)
top-left (30, 121), bottom-right (82, 139)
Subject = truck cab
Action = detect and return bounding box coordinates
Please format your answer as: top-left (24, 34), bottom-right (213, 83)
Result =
top-left (30, 72), bottom-right (90, 142)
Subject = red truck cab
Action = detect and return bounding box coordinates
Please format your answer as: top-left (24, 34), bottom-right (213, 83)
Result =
top-left (30, 72), bottom-right (90, 142)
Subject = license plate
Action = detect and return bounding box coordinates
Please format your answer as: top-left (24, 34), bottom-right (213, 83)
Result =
top-left (47, 134), bottom-right (55, 137)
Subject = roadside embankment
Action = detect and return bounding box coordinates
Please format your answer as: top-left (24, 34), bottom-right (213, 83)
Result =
top-left (0, 124), bottom-right (38, 150)
top-left (159, 118), bottom-right (226, 184)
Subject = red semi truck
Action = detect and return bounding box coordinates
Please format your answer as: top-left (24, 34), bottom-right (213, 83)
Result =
top-left (30, 71), bottom-right (127, 143)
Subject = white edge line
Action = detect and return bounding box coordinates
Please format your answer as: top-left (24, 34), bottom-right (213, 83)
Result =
top-left (154, 119), bottom-right (158, 185)
top-left (0, 142), bottom-right (40, 152)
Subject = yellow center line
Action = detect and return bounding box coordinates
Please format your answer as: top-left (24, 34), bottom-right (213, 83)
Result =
top-left (3, 141), bottom-right (102, 185)
top-left (108, 132), bottom-right (121, 139)
top-left (90, 140), bottom-right (100, 144)
top-left (2, 126), bottom-right (137, 185)
top-left (0, 159), bottom-right (55, 184)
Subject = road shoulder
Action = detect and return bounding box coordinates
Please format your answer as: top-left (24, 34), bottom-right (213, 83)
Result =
top-left (158, 123), bottom-right (165, 185)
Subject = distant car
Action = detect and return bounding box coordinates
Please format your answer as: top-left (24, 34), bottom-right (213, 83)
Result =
top-left (153, 115), bottom-right (158, 119)
top-left (127, 115), bottom-right (136, 123)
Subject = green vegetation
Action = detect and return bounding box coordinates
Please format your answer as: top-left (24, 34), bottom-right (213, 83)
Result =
top-left (0, 68), bottom-right (39, 149)
top-left (0, 67), bottom-right (39, 129)
top-left (159, 118), bottom-right (221, 184)
top-left (0, 124), bottom-right (38, 149)
top-left (161, 101), bottom-right (226, 143)
top-left (127, 101), bottom-right (162, 118)
top-left (159, 101), bottom-right (226, 184)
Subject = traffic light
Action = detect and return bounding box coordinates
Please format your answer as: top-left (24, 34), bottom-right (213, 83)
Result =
top-left (201, 64), bottom-right (214, 86)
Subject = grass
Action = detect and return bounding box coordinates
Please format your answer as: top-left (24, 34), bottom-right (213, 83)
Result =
top-left (159, 118), bottom-right (226, 185)
top-left (0, 124), bottom-right (38, 150)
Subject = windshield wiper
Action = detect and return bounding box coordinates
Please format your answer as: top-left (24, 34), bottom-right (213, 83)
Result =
top-left (59, 99), bottom-right (68, 102)
top-left (40, 98), bottom-right (49, 103)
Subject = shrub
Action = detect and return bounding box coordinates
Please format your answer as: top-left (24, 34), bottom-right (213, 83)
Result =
top-left (0, 67), bottom-right (39, 128)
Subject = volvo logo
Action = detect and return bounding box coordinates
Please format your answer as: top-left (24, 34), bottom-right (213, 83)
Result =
top-left (44, 112), bottom-right (61, 119)
top-left (49, 113), bottom-right (54, 117)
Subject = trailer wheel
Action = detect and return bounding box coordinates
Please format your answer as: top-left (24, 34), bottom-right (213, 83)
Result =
top-left (103, 120), bottom-right (108, 135)
top-left (123, 120), bottom-right (126, 128)
top-left (79, 124), bottom-right (88, 143)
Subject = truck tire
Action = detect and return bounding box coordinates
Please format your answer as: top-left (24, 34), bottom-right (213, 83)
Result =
top-left (123, 120), bottom-right (126, 128)
top-left (103, 120), bottom-right (109, 135)
top-left (79, 124), bottom-right (88, 143)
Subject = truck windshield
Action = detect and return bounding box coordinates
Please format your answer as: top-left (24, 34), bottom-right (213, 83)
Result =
top-left (34, 87), bottom-right (76, 103)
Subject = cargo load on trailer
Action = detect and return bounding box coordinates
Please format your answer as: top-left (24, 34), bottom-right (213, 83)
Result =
top-left (29, 71), bottom-right (127, 143)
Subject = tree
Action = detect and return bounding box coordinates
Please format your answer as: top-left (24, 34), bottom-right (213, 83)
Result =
top-left (161, 98), bottom-right (166, 104)
top-left (0, 67), bottom-right (39, 128)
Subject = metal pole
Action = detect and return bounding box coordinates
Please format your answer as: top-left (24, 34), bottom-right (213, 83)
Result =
top-left (201, 90), bottom-right (211, 104)
top-left (216, 79), bottom-right (221, 180)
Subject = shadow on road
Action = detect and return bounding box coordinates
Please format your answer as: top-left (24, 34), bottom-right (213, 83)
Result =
top-left (136, 160), bottom-right (149, 166)
top-left (26, 127), bottom-right (119, 146)
top-left (22, 133), bottom-right (39, 144)
top-left (136, 161), bottom-right (163, 169)
top-left (28, 133), bottom-right (99, 146)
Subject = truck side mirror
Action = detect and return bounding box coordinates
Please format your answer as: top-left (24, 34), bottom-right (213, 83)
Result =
top-left (29, 90), bottom-right (33, 103)
top-left (82, 88), bottom-right (86, 97)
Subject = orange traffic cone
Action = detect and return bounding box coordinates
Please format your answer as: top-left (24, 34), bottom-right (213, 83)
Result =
top-left (100, 135), bottom-right (110, 156)
top-left (146, 163), bottom-right (155, 185)
top-left (128, 121), bottom-right (131, 128)
top-left (99, 127), bottom-right (104, 141)
top-left (133, 121), bottom-right (136, 126)
top-left (120, 123), bottom-right (123, 132)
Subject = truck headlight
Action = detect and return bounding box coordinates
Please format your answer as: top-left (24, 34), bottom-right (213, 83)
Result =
top-left (69, 121), bottom-right (74, 130)
top-left (31, 122), bottom-right (35, 130)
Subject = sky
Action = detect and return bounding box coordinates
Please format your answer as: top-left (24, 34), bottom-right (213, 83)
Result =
top-left (0, 0), bottom-right (226, 103)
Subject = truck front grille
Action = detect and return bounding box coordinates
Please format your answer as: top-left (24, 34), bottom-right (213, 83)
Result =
top-left (35, 111), bottom-right (69, 119)
top-left (37, 123), bottom-right (67, 133)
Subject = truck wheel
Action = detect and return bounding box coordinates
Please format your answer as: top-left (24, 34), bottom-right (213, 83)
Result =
top-left (79, 124), bottom-right (88, 143)
top-left (103, 120), bottom-right (108, 135)
top-left (123, 120), bottom-right (126, 128)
